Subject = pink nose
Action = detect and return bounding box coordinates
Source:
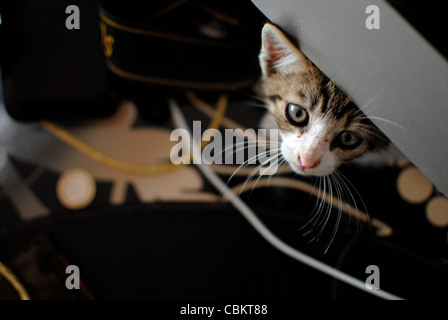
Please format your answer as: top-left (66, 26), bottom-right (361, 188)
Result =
top-left (298, 155), bottom-right (320, 169)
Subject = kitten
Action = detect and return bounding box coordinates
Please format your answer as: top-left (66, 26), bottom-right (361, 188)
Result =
top-left (258, 23), bottom-right (390, 177)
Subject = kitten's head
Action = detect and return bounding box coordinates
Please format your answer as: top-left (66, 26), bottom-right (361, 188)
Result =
top-left (259, 23), bottom-right (388, 176)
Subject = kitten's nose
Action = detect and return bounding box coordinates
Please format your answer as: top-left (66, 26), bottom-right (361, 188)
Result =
top-left (298, 155), bottom-right (320, 169)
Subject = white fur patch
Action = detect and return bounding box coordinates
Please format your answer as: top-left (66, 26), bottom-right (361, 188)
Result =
top-left (280, 119), bottom-right (338, 177)
top-left (272, 48), bottom-right (299, 71)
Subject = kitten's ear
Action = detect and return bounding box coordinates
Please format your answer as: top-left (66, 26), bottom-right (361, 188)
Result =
top-left (259, 23), bottom-right (309, 78)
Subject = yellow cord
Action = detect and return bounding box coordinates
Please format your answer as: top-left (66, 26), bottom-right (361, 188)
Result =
top-left (105, 60), bottom-right (254, 91)
top-left (0, 261), bottom-right (31, 300)
top-left (41, 95), bottom-right (227, 176)
top-left (99, 10), bottom-right (235, 47)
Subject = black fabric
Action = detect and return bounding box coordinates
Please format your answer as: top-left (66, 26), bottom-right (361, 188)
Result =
top-left (0, 0), bottom-right (266, 121)
top-left (0, 0), bottom-right (117, 120)
top-left (0, 235), bottom-right (94, 300)
top-left (0, 201), bottom-right (447, 300)
top-left (0, 202), bottom-right (335, 300)
top-left (99, 0), bottom-right (266, 121)
top-left (99, 0), bottom-right (263, 90)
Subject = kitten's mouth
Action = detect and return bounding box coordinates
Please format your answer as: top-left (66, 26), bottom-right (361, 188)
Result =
top-left (287, 160), bottom-right (314, 176)
top-left (298, 166), bottom-right (318, 176)
top-left (286, 159), bottom-right (332, 177)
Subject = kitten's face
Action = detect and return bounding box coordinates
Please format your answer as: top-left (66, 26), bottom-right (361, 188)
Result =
top-left (259, 23), bottom-right (388, 176)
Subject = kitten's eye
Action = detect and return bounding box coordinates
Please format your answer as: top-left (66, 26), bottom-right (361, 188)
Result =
top-left (286, 103), bottom-right (309, 127)
top-left (337, 131), bottom-right (362, 149)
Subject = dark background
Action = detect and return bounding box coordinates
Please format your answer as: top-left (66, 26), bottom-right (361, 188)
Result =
top-left (0, 0), bottom-right (447, 301)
